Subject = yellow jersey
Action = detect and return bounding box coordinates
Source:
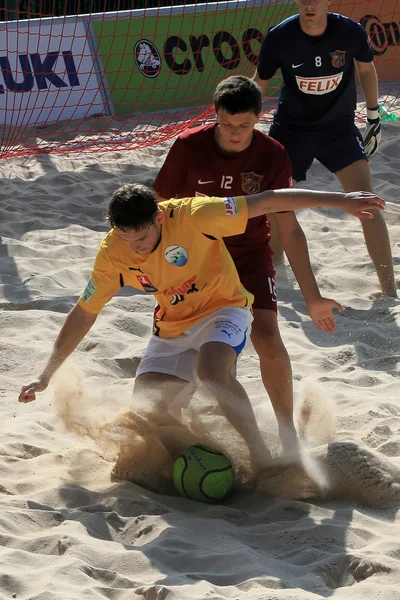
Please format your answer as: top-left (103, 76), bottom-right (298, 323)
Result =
top-left (78, 195), bottom-right (253, 337)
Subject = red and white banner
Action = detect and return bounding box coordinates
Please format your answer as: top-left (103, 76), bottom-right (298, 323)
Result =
top-left (330, 0), bottom-right (400, 84)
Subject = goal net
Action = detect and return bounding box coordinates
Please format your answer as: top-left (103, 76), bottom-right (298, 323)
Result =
top-left (0, 0), bottom-right (399, 158)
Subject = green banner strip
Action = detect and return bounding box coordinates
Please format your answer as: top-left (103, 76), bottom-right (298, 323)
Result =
top-left (92, 2), bottom-right (297, 115)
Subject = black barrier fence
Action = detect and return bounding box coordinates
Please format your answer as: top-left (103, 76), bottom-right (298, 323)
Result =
top-left (1, 0), bottom-right (221, 20)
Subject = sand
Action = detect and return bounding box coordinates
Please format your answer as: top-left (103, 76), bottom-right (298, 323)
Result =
top-left (1, 111), bottom-right (400, 599)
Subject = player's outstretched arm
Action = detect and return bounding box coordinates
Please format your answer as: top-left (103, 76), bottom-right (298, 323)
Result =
top-left (275, 212), bottom-right (344, 334)
top-left (18, 304), bottom-right (97, 403)
top-left (246, 189), bottom-right (385, 220)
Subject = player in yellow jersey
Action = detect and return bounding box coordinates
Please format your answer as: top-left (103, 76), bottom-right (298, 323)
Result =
top-left (18, 183), bottom-right (384, 483)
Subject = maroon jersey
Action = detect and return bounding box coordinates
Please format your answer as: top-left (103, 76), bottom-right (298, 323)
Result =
top-left (153, 123), bottom-right (292, 262)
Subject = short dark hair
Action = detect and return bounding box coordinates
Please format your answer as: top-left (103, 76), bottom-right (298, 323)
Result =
top-left (213, 76), bottom-right (262, 116)
top-left (106, 183), bottom-right (158, 231)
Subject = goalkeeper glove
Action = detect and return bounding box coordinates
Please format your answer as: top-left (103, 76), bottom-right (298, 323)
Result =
top-left (362, 105), bottom-right (381, 157)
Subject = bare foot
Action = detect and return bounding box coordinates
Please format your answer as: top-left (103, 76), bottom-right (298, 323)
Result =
top-left (135, 585), bottom-right (169, 599)
top-left (279, 423), bottom-right (301, 463)
top-left (370, 289), bottom-right (398, 301)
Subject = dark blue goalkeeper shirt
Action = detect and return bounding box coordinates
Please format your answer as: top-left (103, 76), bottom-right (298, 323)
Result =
top-left (257, 12), bottom-right (374, 128)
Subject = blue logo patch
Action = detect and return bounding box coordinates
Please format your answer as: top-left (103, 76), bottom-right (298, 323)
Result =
top-left (164, 245), bottom-right (188, 267)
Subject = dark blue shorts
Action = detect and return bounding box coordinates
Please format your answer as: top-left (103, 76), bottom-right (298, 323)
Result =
top-left (268, 119), bottom-right (368, 183)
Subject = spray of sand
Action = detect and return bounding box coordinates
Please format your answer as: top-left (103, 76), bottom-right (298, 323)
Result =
top-left (51, 365), bottom-right (400, 505)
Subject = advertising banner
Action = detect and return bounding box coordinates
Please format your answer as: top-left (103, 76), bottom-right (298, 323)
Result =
top-left (0, 18), bottom-right (107, 126)
top-left (2, 0), bottom-right (397, 125)
top-left (91, 0), bottom-right (298, 115)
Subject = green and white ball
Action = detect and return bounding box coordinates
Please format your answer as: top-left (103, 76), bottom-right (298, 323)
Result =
top-left (173, 444), bottom-right (234, 503)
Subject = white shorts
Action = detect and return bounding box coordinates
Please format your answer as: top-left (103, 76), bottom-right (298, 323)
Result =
top-left (136, 306), bottom-right (253, 383)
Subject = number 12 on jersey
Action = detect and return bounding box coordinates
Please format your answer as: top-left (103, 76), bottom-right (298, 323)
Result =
top-left (221, 175), bottom-right (233, 189)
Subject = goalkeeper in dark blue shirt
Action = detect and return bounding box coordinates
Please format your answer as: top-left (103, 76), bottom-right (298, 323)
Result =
top-left (254, 0), bottom-right (396, 298)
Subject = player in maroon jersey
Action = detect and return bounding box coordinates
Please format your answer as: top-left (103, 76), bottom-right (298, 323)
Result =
top-left (153, 75), bottom-right (345, 452)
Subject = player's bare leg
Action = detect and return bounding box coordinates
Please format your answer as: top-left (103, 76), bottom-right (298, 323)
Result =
top-left (336, 159), bottom-right (397, 298)
top-left (196, 341), bottom-right (272, 472)
top-left (133, 372), bottom-right (198, 455)
top-left (113, 373), bottom-right (197, 488)
top-left (250, 309), bottom-right (298, 456)
top-left (268, 213), bottom-right (285, 264)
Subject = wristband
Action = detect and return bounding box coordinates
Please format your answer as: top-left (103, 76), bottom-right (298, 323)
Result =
top-left (367, 105), bottom-right (379, 120)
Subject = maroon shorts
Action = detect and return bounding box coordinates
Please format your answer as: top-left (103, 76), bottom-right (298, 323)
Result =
top-left (232, 249), bottom-right (277, 312)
